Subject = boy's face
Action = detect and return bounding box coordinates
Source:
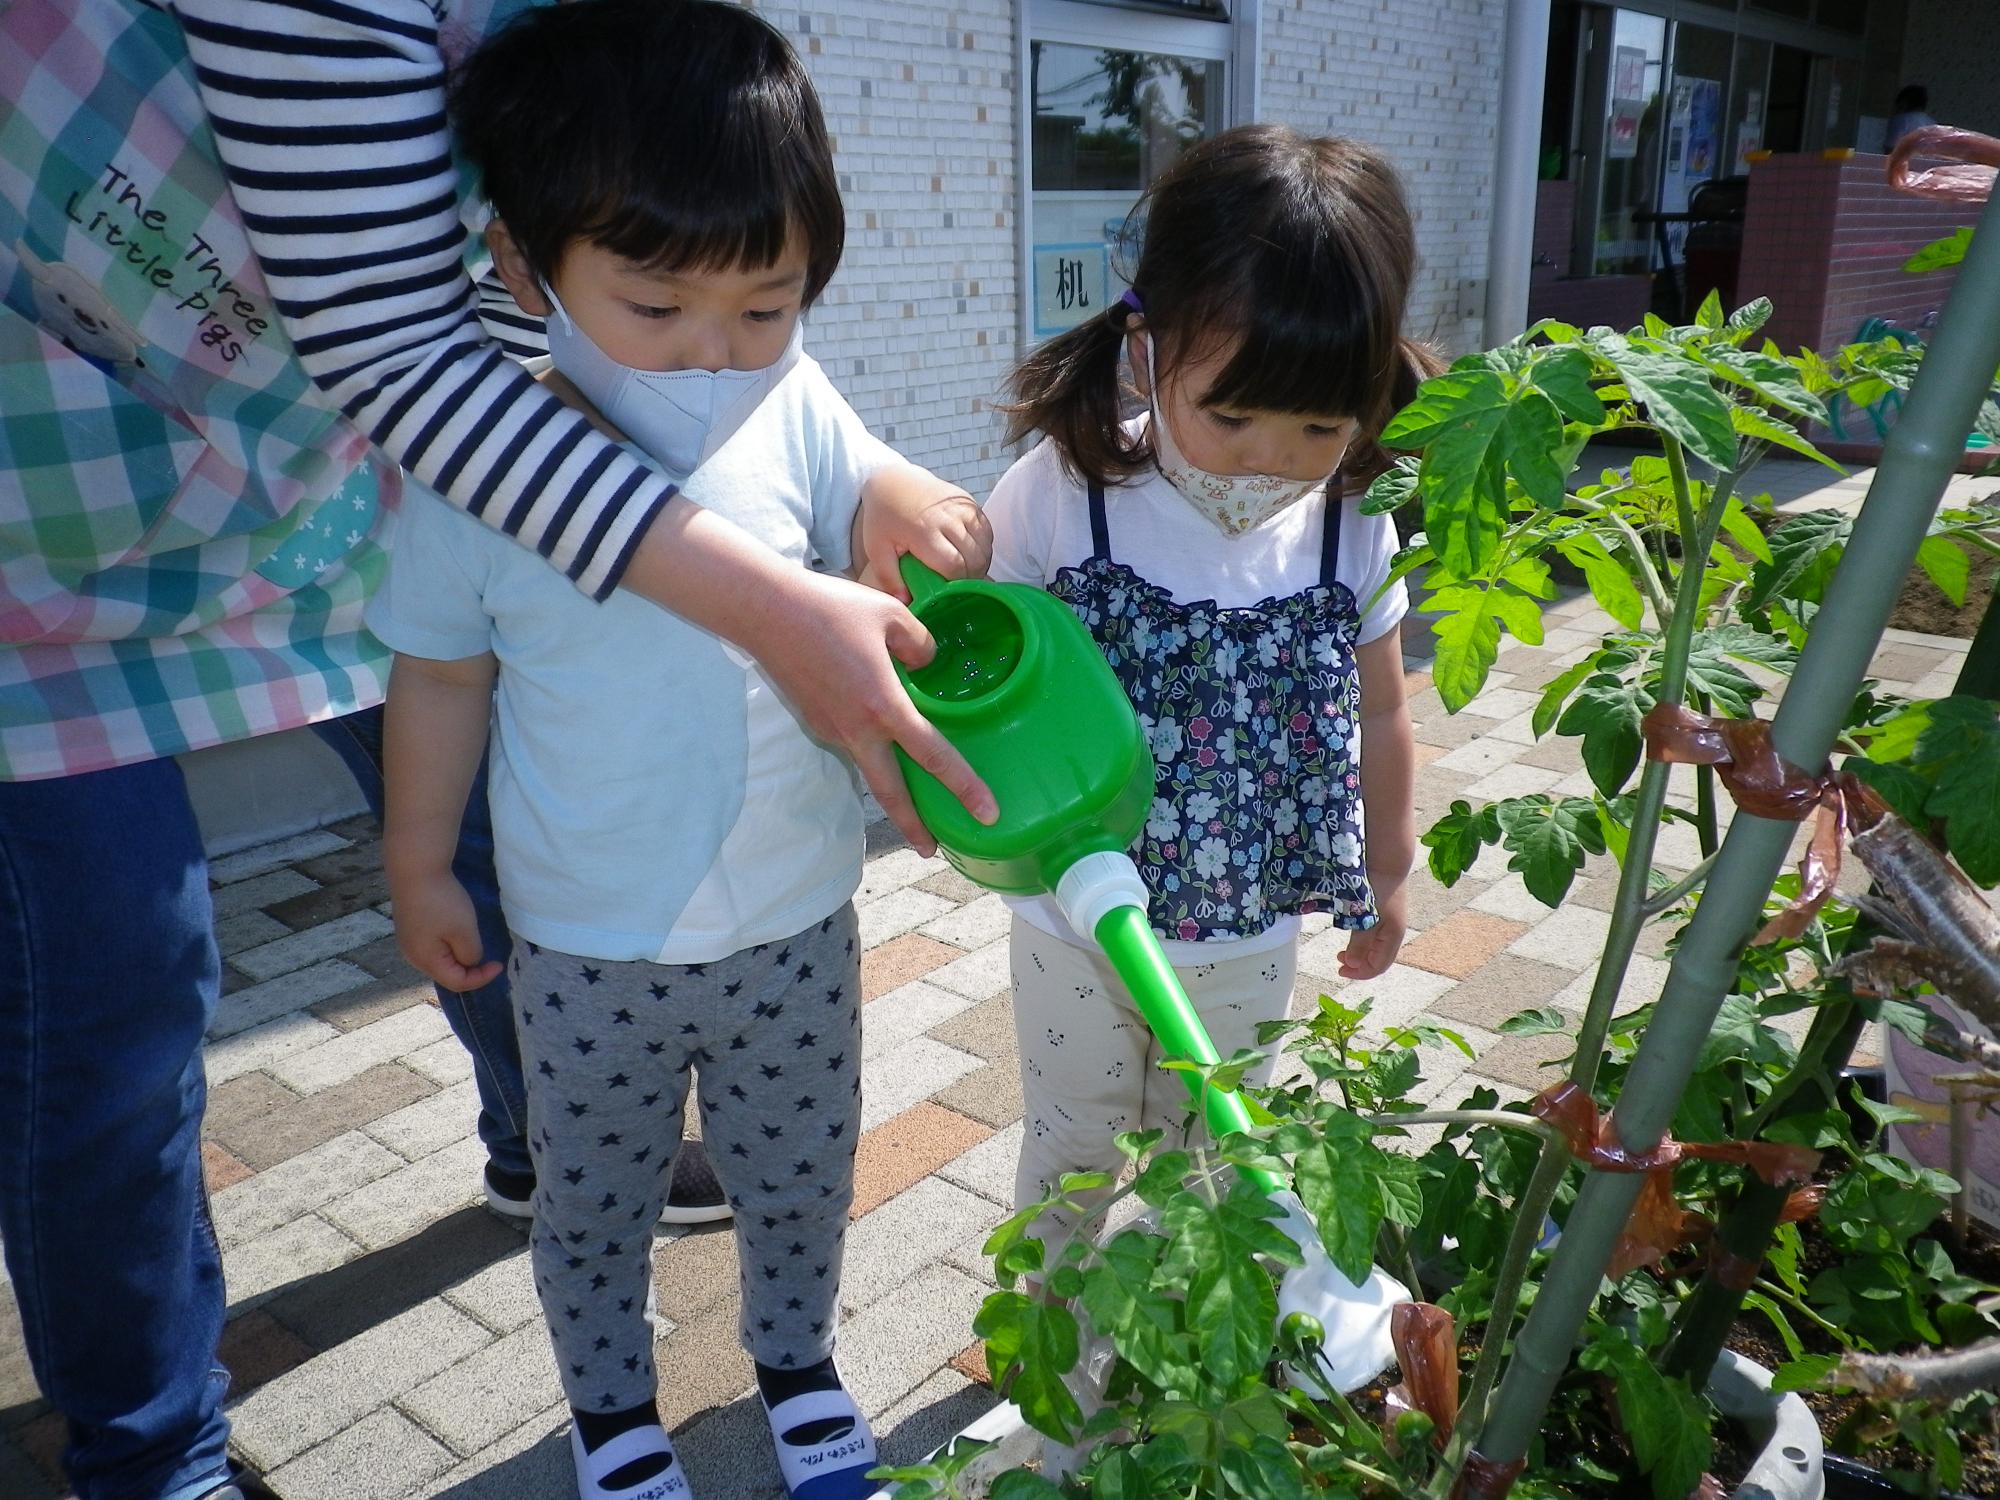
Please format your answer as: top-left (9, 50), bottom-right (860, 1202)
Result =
top-left (489, 223), bottom-right (808, 373)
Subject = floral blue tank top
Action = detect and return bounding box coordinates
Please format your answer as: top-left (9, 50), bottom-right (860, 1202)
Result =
top-left (1049, 480), bottom-right (1377, 945)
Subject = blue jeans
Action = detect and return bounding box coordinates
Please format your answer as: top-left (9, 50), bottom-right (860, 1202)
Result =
top-left (309, 706), bottom-right (529, 1178)
top-left (0, 760), bottom-right (232, 1500)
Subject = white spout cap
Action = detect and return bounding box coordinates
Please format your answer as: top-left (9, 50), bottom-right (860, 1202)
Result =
top-left (1055, 850), bottom-right (1149, 939)
top-left (1269, 1190), bottom-right (1409, 1393)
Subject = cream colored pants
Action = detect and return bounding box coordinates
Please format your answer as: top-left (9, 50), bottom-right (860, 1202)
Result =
top-left (1010, 917), bottom-right (1298, 1217)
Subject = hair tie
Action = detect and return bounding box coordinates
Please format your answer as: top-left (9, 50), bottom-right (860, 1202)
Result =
top-left (1117, 287), bottom-right (1144, 315)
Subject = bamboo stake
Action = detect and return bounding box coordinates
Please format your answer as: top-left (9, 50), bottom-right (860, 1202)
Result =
top-left (1472, 180), bottom-right (2000, 1487)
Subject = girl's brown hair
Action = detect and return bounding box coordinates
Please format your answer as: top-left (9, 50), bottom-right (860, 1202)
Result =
top-left (1004, 124), bottom-right (1438, 488)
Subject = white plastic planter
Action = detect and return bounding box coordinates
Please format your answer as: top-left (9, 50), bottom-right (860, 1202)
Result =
top-left (870, 1350), bottom-right (1824, 1499)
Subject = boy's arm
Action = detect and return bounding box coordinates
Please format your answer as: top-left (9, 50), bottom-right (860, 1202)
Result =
top-left (851, 463), bottom-right (993, 600)
top-left (383, 650), bottom-right (503, 993)
top-left (1343, 631), bottom-right (1417, 981)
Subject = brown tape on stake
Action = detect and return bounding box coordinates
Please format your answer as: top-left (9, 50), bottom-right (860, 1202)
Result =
top-left (1706, 1243), bottom-right (1762, 1293)
top-left (1639, 704), bottom-right (1847, 942)
top-left (1457, 1451), bottom-right (1528, 1500)
top-left (1889, 124), bottom-right (2000, 204)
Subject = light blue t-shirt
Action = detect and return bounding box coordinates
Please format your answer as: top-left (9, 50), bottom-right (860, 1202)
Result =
top-left (367, 353), bottom-right (890, 964)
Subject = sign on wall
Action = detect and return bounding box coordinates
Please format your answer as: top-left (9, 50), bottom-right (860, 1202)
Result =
top-left (1033, 241), bottom-right (1109, 337)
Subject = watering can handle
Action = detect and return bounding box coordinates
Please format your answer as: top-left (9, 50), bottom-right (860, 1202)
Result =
top-left (898, 554), bottom-right (949, 607)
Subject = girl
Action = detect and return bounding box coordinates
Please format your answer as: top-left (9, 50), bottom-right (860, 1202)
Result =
top-left (986, 124), bottom-right (1429, 1219)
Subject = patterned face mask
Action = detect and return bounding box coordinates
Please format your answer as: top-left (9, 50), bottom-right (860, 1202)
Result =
top-left (1140, 332), bottom-right (1337, 536)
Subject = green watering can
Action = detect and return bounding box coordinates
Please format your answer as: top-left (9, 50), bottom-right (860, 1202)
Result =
top-left (895, 557), bottom-right (1405, 1393)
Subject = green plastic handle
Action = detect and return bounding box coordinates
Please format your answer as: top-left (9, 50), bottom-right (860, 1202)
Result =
top-left (1093, 903), bottom-right (1284, 1193)
top-left (898, 553), bottom-right (948, 606)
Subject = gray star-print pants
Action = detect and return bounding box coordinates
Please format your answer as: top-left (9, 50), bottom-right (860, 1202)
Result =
top-left (510, 905), bottom-right (861, 1414)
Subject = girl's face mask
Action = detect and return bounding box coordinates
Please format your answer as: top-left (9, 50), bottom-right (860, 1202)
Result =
top-left (542, 282), bottom-right (804, 476)
top-left (1137, 331), bottom-right (1344, 536)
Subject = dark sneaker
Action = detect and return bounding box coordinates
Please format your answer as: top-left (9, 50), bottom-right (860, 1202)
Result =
top-left (482, 1160), bottom-right (536, 1219)
top-left (661, 1139), bottom-right (732, 1225)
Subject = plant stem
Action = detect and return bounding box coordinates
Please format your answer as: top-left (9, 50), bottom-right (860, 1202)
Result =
top-left (1364, 1109), bottom-right (1566, 1146)
top-left (1751, 1275), bottom-right (1850, 1343)
top-left (1476, 180), bottom-right (2000, 1488)
top-left (1640, 853), bottom-right (1717, 917)
top-left (1578, 499), bottom-right (1673, 627)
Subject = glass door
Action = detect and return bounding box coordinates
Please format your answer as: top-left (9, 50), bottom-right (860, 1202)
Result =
top-left (1592, 8), bottom-right (1667, 276)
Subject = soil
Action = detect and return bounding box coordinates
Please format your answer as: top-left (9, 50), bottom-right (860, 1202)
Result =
top-left (1723, 1214), bottom-right (2000, 1498)
top-left (1885, 544), bottom-right (1999, 640)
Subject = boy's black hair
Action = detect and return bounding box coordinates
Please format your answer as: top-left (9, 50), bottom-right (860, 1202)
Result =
top-left (1894, 84), bottom-right (1929, 114)
top-left (451, 0), bottom-right (844, 302)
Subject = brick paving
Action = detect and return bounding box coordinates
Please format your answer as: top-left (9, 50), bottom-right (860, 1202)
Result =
top-left (0, 569), bottom-right (1970, 1497)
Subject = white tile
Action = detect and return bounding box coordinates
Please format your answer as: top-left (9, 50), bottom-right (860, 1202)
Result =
top-left (1458, 686), bottom-right (1542, 721)
top-left (268, 1408), bottom-right (454, 1500)
top-left (918, 892), bottom-right (1012, 951)
top-left (398, 1322), bottom-right (566, 1457)
top-left (216, 910), bottom-right (290, 957)
top-left (1343, 965), bottom-right (1460, 1033)
top-left (209, 830), bottom-right (350, 886)
top-left (841, 1177), bottom-right (1003, 1314)
top-left (1469, 874), bottom-right (1557, 924)
top-left (222, 1214), bottom-right (365, 1305)
top-left (926, 939), bottom-right (1012, 1001)
top-left (859, 1036), bottom-right (983, 1132)
top-left (862, 979), bottom-right (980, 1061)
top-left (1506, 904), bottom-right (1616, 971)
top-left (210, 1131), bottom-right (405, 1248)
top-left (211, 869), bottom-right (319, 920)
top-left (443, 1248), bottom-right (544, 1334)
top-left (1552, 952), bottom-right (1673, 1018)
top-left (937, 1119), bottom-right (1023, 1206)
top-left (204, 1012), bottom-right (343, 1085)
top-left (209, 960), bottom-right (375, 1041)
top-left (834, 1264), bottom-right (993, 1418)
top-left (857, 847), bottom-right (949, 904)
top-left (364, 1078), bottom-right (481, 1161)
top-left (1485, 709), bottom-right (1544, 746)
top-left (319, 1136), bottom-right (489, 1250)
top-left (403, 1036), bottom-right (477, 1087)
top-left (1462, 763), bottom-right (1564, 802)
top-left (267, 1004), bottom-right (452, 1095)
top-left (858, 887), bottom-right (959, 948)
top-left (1431, 738), bottom-right (1529, 777)
top-left (232, 909), bottom-right (395, 982)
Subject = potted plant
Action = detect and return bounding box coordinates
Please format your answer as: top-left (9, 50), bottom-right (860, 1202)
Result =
top-left (872, 179), bottom-right (2000, 1497)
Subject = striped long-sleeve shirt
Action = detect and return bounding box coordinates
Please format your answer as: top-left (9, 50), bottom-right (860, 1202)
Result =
top-left (173, 0), bottom-right (673, 601)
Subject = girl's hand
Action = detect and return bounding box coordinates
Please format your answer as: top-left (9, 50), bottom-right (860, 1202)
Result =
top-left (393, 869), bottom-right (504, 993)
top-left (1339, 885), bottom-right (1408, 981)
top-left (854, 466), bottom-right (994, 601)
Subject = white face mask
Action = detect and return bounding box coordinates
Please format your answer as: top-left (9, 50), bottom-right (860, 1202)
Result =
top-left (1140, 332), bottom-right (1335, 536)
top-left (542, 284), bottom-right (804, 476)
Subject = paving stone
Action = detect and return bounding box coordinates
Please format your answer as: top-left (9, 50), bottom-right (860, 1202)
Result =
top-left (347, 932), bottom-right (423, 983)
top-left (918, 892), bottom-right (1011, 951)
top-left (1483, 709), bottom-right (1543, 747)
top-left (1468, 1029), bottom-right (1573, 1092)
top-left (209, 831), bottom-right (350, 887)
top-left (365, 1078), bottom-right (479, 1162)
top-left (650, 1222), bottom-right (742, 1326)
top-left (1552, 953), bottom-right (1675, 1018)
top-left (1430, 954), bottom-right (1578, 1033)
top-left (266, 867), bottom-right (392, 932)
top-left (0, 1282), bottom-right (49, 1411)
top-left (858, 887), bottom-right (958, 948)
top-left (1404, 1020), bottom-right (1499, 1107)
top-left (927, 993), bottom-right (1017, 1063)
top-left (1409, 712), bottom-right (1487, 750)
top-left (1341, 964), bottom-right (1460, 1034)
top-left (218, 1308), bottom-right (318, 1398)
top-left (1547, 767), bottom-right (1599, 798)
top-left (917, 868), bottom-right (988, 904)
top-left (862, 933), bottom-right (961, 1001)
top-left (927, 1052), bottom-right (1022, 1131)
top-left (204, 1071), bottom-right (297, 1140)
top-left (1505, 904), bottom-right (1615, 972)
top-left (215, 909), bottom-right (291, 958)
top-left (202, 1140), bottom-right (253, 1192)
top-left (402, 1036), bottom-right (477, 1087)
top-left (1398, 910), bottom-right (1531, 980)
top-left (925, 939), bottom-right (1012, 1002)
top-left (227, 1300), bottom-right (491, 1470)
top-left (1431, 737), bottom-right (1530, 777)
top-left (1871, 643), bottom-right (1949, 682)
top-left (223, 1213), bottom-right (366, 1306)
top-left (850, 1102), bottom-right (993, 1219)
top-left (1491, 647), bottom-right (1584, 691)
top-left (8, 1413), bottom-right (63, 1492)
top-left (292, 841), bottom-right (392, 886)
top-left (214, 1062), bottom-right (435, 1172)
top-left (0, 1432), bottom-right (57, 1500)
top-left (1519, 735), bottom-right (1584, 772)
top-left (1463, 762), bottom-right (1565, 802)
top-left (233, 909), bottom-right (396, 983)
top-left (209, 959), bottom-right (376, 1041)
top-left (673, 1395), bottom-right (786, 1500)
top-left (267, 1003), bottom-right (452, 1095)
top-left (1457, 686), bottom-right (1542, 721)
top-left (871, 1368), bottom-right (997, 1470)
top-left (844, 1177), bottom-right (1002, 1315)
top-left (310, 974), bottom-right (432, 1032)
top-left (210, 1130), bottom-right (405, 1248)
top-left (1402, 870), bottom-right (1486, 928)
top-left (443, 1248), bottom-right (543, 1335)
top-left (947, 1343), bottom-right (990, 1388)
top-left (320, 1136), bottom-right (489, 1249)
top-left (835, 1264), bottom-right (992, 1417)
top-left (400, 1322), bottom-right (566, 1457)
top-left (859, 1036), bottom-right (983, 1133)
top-left (1469, 873), bottom-right (1558, 924)
top-left (654, 1299), bottom-right (756, 1430)
top-left (938, 1119), bottom-right (1024, 1206)
top-left (857, 846), bottom-right (948, 904)
top-left (410, 1402), bottom-right (571, 1500)
top-left (863, 980), bottom-right (980, 1061)
top-left (269, 1407), bottom-right (454, 1500)
top-left (210, 867), bottom-right (320, 921)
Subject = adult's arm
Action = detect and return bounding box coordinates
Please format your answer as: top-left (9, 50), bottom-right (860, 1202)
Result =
top-left (173, 0), bottom-right (995, 845)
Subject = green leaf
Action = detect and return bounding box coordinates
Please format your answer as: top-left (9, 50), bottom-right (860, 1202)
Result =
top-left (1725, 298), bottom-right (1774, 341)
top-left (1745, 509), bottom-right (1852, 613)
top-left (1682, 624), bottom-right (1793, 716)
top-left (1218, 1434), bottom-right (1307, 1500)
top-left (1292, 1113), bottom-right (1388, 1285)
top-left (1362, 455), bottom-right (1421, 516)
top-left (1694, 288), bottom-right (1725, 330)
top-left (1131, 1150), bottom-right (1194, 1207)
top-left (1912, 696), bottom-right (2000, 884)
top-left (1080, 1230), bottom-right (1198, 1394)
top-left (1425, 582), bottom-right (1544, 711)
top-left (1421, 799), bottom-right (1501, 885)
top-left (1905, 226), bottom-right (1972, 272)
top-left (1556, 675), bottom-right (1651, 797)
top-left (1731, 404), bottom-right (1845, 473)
top-left (1529, 346), bottom-right (1608, 424)
top-left (991, 1474), bottom-right (1067, 1500)
top-left (1533, 654), bottom-right (1601, 738)
top-left (1771, 1353), bottom-right (1841, 1392)
top-left (1554, 534), bottom-right (1645, 630)
top-left (975, 1291), bottom-right (1083, 1440)
top-left (1863, 701), bottom-right (1933, 763)
top-left (1717, 496), bottom-right (1775, 564)
top-left (1384, 371), bottom-right (1512, 574)
top-left (1494, 795), bottom-right (1607, 906)
top-left (1591, 335), bottom-right (1740, 469)
top-left (1915, 534), bottom-right (1971, 606)
top-left (1843, 757), bottom-right (1933, 828)
top-left (1500, 1007), bottom-right (1571, 1037)
top-left (1704, 346), bottom-right (1832, 425)
top-left (1160, 1183), bottom-right (1297, 1388)
top-left (1578, 1334), bottom-right (1714, 1500)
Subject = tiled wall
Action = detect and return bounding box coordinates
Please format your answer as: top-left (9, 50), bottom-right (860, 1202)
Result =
top-left (1739, 152), bottom-right (1974, 357)
top-left (1902, 0), bottom-right (2000, 138)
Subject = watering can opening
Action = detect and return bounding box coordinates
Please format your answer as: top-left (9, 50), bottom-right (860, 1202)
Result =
top-left (906, 589), bottom-right (1026, 706)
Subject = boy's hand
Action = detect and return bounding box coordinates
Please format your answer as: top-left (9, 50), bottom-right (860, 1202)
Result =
top-left (854, 467), bottom-right (993, 601)
top-left (393, 868), bottom-right (503, 993)
top-left (1338, 884), bottom-right (1408, 981)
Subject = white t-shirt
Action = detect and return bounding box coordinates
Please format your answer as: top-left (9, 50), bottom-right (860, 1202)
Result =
top-left (985, 420), bottom-right (1408, 960)
top-left (367, 353), bottom-right (890, 964)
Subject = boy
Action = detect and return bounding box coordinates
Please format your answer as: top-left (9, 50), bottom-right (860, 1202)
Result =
top-left (370, 5), bottom-right (988, 1497)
